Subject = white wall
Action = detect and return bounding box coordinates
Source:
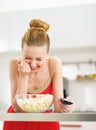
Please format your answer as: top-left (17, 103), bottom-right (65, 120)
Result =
top-left (0, 4), bottom-right (96, 51)
top-left (0, 55), bottom-right (10, 110)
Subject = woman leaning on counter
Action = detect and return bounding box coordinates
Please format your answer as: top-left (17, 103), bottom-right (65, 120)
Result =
top-left (3, 18), bottom-right (75, 130)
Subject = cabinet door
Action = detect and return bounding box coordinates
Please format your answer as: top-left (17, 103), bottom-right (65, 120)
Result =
top-left (60, 122), bottom-right (96, 130)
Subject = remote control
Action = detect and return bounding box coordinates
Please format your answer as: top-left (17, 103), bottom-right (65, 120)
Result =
top-left (60, 98), bottom-right (74, 105)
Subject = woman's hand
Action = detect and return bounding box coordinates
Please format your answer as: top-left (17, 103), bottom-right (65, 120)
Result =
top-left (17, 58), bottom-right (31, 76)
top-left (59, 96), bottom-right (75, 113)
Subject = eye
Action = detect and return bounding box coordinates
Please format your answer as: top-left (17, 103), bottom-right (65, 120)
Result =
top-left (24, 56), bottom-right (30, 60)
top-left (36, 58), bottom-right (42, 61)
top-left (24, 57), bottom-right (31, 63)
top-left (25, 57), bottom-right (30, 60)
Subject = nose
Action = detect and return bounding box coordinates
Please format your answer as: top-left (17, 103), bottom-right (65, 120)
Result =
top-left (31, 61), bottom-right (37, 68)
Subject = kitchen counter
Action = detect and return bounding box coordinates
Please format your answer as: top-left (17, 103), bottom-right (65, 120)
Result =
top-left (0, 112), bottom-right (96, 121)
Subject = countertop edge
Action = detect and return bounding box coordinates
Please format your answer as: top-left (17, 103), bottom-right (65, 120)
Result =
top-left (0, 112), bottom-right (96, 121)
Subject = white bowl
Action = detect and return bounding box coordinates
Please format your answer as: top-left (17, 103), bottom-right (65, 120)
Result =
top-left (16, 94), bottom-right (53, 112)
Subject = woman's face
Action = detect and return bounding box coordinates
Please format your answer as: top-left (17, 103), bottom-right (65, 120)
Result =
top-left (22, 44), bottom-right (48, 73)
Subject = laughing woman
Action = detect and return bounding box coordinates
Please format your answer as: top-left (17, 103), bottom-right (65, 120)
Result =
top-left (3, 19), bottom-right (75, 130)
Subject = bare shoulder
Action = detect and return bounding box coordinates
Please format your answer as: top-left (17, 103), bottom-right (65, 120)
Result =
top-left (48, 57), bottom-right (62, 66)
top-left (9, 58), bottom-right (18, 72)
top-left (10, 58), bottom-right (17, 63)
top-left (48, 57), bottom-right (62, 76)
top-left (9, 58), bottom-right (17, 67)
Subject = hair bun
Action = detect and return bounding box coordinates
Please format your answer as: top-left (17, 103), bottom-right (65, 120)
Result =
top-left (29, 19), bottom-right (50, 32)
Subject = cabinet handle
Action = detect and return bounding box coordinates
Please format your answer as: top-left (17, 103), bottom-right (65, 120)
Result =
top-left (60, 124), bottom-right (82, 127)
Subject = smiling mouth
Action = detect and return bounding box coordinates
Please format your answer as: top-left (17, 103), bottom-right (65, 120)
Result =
top-left (30, 65), bottom-right (40, 71)
top-left (31, 68), bottom-right (37, 70)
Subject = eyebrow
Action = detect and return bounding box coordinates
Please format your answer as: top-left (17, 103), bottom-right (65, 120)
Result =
top-left (25, 55), bottom-right (43, 59)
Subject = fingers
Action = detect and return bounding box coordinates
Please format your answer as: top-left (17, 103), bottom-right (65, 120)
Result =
top-left (17, 59), bottom-right (31, 74)
top-left (66, 96), bottom-right (74, 104)
top-left (16, 58), bottom-right (21, 64)
top-left (66, 96), bottom-right (72, 100)
top-left (61, 104), bottom-right (75, 113)
top-left (59, 97), bottom-right (75, 113)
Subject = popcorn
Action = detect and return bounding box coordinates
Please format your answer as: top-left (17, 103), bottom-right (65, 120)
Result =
top-left (16, 94), bottom-right (53, 112)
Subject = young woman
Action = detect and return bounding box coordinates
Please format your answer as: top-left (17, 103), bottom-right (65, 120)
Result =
top-left (3, 19), bottom-right (75, 130)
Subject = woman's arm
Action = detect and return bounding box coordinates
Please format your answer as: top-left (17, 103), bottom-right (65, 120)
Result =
top-left (49, 57), bottom-right (64, 112)
top-left (9, 59), bottom-right (30, 112)
top-left (49, 57), bottom-right (75, 113)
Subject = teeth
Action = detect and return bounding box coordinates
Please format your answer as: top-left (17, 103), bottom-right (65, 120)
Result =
top-left (32, 68), bottom-right (36, 70)
top-left (31, 67), bottom-right (37, 70)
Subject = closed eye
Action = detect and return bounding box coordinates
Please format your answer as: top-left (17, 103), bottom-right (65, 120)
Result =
top-left (36, 58), bottom-right (42, 61)
top-left (25, 57), bottom-right (30, 60)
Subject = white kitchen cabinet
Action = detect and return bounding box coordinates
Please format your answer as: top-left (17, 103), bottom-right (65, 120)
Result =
top-left (60, 122), bottom-right (96, 130)
top-left (0, 121), bottom-right (3, 130)
top-left (67, 79), bottom-right (96, 112)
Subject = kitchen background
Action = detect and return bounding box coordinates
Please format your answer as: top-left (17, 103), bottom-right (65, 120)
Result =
top-left (0, 3), bottom-right (96, 112)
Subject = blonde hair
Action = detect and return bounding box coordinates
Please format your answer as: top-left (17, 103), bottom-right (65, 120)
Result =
top-left (22, 19), bottom-right (50, 52)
